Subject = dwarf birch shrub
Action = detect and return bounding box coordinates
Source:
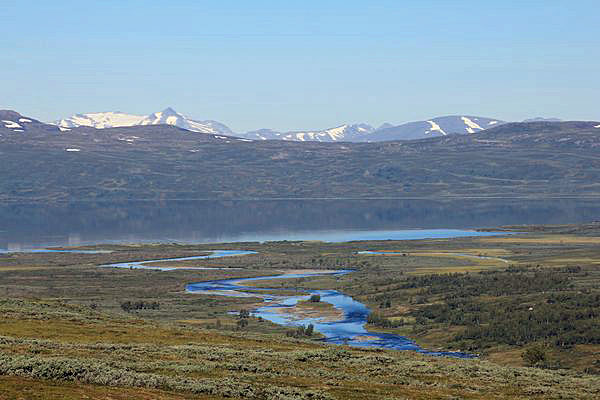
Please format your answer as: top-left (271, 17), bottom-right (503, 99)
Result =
top-left (0, 352), bottom-right (333, 400)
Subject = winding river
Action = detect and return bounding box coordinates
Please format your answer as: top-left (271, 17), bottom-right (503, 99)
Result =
top-left (184, 267), bottom-right (475, 358)
top-left (99, 250), bottom-right (490, 358)
top-left (99, 250), bottom-right (257, 270)
top-left (5, 234), bottom-right (509, 358)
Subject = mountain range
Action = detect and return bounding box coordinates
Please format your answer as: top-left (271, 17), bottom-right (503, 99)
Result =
top-left (1, 106), bottom-right (599, 202)
top-left (0, 107), bottom-right (572, 143)
top-left (50, 108), bottom-right (511, 142)
top-left (241, 115), bottom-right (505, 142)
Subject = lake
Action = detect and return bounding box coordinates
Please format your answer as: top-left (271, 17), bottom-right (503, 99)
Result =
top-left (1, 198), bottom-right (598, 249)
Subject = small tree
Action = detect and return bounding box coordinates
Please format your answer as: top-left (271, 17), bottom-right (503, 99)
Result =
top-left (522, 345), bottom-right (547, 367)
top-left (237, 318), bottom-right (248, 329)
top-left (120, 301), bottom-right (132, 312)
top-left (310, 294), bottom-right (321, 303)
top-left (305, 324), bottom-right (314, 336)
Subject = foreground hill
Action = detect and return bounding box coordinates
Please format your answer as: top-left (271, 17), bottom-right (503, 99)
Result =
top-left (0, 120), bottom-right (599, 201)
top-left (1, 297), bottom-right (597, 400)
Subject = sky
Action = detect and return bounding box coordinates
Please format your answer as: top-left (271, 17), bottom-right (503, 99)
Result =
top-left (1, 0), bottom-right (599, 132)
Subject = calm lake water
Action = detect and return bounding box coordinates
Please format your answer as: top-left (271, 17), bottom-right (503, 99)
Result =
top-left (1, 198), bottom-right (598, 249)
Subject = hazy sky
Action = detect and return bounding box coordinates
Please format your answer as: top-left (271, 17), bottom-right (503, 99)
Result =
top-left (2, 0), bottom-right (599, 131)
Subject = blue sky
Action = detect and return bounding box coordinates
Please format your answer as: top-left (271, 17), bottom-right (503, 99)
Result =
top-left (1, 0), bottom-right (599, 131)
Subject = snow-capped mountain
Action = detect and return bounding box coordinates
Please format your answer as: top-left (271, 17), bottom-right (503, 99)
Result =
top-left (0, 110), bottom-right (59, 134)
top-left (138, 108), bottom-right (233, 134)
top-left (366, 115), bottom-right (505, 141)
top-left (242, 123), bottom-right (375, 142)
top-left (242, 116), bottom-right (504, 142)
top-left (53, 107), bottom-right (233, 134)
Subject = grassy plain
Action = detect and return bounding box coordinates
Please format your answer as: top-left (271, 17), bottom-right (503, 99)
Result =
top-left (1, 224), bottom-right (599, 398)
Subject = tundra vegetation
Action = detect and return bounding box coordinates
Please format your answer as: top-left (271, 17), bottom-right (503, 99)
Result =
top-left (0, 223), bottom-right (599, 398)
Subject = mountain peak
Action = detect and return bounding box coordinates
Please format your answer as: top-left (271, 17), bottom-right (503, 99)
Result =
top-left (160, 107), bottom-right (178, 115)
top-left (377, 122), bottom-right (394, 130)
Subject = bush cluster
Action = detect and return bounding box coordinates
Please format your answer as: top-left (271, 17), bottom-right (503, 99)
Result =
top-left (367, 313), bottom-right (403, 329)
top-left (120, 300), bottom-right (160, 312)
top-left (286, 324), bottom-right (314, 338)
top-left (408, 269), bottom-right (600, 350)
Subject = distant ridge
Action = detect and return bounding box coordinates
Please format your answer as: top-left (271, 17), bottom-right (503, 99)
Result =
top-left (241, 115), bottom-right (505, 142)
top-left (523, 117), bottom-right (562, 122)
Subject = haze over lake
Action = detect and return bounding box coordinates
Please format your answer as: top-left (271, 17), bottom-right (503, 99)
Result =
top-left (2, 198), bottom-right (598, 249)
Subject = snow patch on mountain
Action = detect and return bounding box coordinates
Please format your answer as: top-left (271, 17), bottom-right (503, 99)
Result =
top-left (3, 120), bottom-right (22, 129)
top-left (461, 117), bottom-right (484, 133)
top-left (426, 120), bottom-right (446, 135)
top-left (325, 125), bottom-right (349, 140)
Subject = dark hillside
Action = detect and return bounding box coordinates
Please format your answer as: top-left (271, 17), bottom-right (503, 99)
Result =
top-left (1, 121), bottom-right (599, 202)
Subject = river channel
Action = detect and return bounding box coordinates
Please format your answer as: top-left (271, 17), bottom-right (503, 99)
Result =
top-left (5, 230), bottom-right (506, 358)
top-left (100, 249), bottom-right (484, 358)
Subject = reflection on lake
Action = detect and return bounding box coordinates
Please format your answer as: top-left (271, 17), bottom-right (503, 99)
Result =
top-left (1, 198), bottom-right (598, 249)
